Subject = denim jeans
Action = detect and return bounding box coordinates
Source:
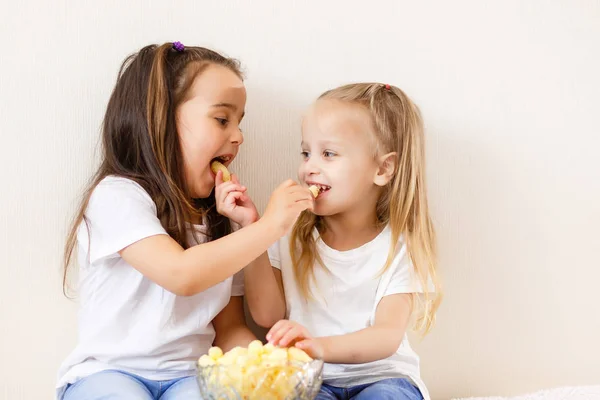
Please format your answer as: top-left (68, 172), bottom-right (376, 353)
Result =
top-left (61, 369), bottom-right (202, 399)
top-left (315, 378), bottom-right (423, 400)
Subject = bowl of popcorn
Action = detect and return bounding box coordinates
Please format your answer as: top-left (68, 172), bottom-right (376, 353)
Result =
top-left (196, 340), bottom-right (323, 400)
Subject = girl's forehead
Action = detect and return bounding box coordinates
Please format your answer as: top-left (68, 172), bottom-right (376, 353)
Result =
top-left (302, 99), bottom-right (374, 144)
top-left (185, 65), bottom-right (246, 105)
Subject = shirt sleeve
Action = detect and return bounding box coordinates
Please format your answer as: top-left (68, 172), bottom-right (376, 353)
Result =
top-left (267, 239), bottom-right (282, 270)
top-left (231, 270), bottom-right (244, 296)
top-left (78, 177), bottom-right (168, 265)
top-left (383, 242), bottom-right (434, 296)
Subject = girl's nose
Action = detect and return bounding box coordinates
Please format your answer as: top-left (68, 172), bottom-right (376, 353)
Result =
top-left (303, 156), bottom-right (321, 176)
top-left (230, 127), bottom-right (243, 145)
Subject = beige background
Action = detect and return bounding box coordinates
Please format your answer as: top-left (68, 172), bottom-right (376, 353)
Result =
top-left (1, 1), bottom-right (599, 399)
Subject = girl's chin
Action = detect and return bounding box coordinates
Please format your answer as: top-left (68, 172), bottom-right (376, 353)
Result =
top-left (188, 179), bottom-right (214, 199)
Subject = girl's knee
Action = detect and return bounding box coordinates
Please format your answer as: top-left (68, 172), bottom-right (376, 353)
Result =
top-left (161, 376), bottom-right (203, 400)
top-left (62, 370), bottom-right (152, 400)
top-left (355, 378), bottom-right (423, 400)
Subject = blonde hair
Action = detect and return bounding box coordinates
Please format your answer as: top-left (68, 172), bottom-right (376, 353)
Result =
top-left (290, 83), bottom-right (442, 335)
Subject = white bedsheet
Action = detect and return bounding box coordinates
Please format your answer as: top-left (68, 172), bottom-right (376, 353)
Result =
top-left (452, 385), bottom-right (600, 400)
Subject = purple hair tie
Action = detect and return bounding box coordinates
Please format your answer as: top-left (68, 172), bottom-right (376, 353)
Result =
top-left (172, 41), bottom-right (185, 52)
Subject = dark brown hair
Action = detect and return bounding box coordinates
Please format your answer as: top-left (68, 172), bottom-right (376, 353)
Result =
top-left (63, 43), bottom-right (242, 295)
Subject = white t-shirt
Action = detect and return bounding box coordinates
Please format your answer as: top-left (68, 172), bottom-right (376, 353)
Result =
top-left (56, 176), bottom-right (243, 396)
top-left (268, 225), bottom-right (431, 400)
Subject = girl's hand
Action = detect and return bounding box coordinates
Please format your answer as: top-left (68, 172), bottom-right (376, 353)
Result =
top-left (262, 180), bottom-right (314, 236)
top-left (266, 319), bottom-right (324, 360)
top-left (215, 171), bottom-right (259, 228)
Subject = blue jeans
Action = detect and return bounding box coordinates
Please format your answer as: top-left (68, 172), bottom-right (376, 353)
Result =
top-left (316, 378), bottom-right (423, 400)
top-left (61, 369), bottom-right (202, 399)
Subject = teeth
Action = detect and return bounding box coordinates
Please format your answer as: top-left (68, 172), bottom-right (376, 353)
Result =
top-left (309, 183), bottom-right (331, 192)
top-left (309, 186), bottom-right (320, 198)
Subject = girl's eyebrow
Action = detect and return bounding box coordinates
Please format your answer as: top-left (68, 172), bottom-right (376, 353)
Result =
top-left (301, 139), bottom-right (342, 147)
top-left (211, 102), bottom-right (237, 110)
top-left (211, 103), bottom-right (245, 119)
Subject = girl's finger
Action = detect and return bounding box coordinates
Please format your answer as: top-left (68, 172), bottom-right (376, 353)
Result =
top-left (295, 339), bottom-right (322, 359)
top-left (266, 320), bottom-right (288, 341)
top-left (215, 170), bottom-right (224, 185)
top-left (287, 185), bottom-right (312, 196)
top-left (293, 199), bottom-right (314, 212)
top-left (218, 183), bottom-right (245, 197)
top-left (216, 184), bottom-right (238, 205)
top-left (288, 189), bottom-right (315, 203)
top-left (295, 339), bottom-right (311, 350)
top-left (269, 323), bottom-right (294, 345)
top-left (279, 327), bottom-right (303, 347)
top-left (277, 179), bottom-right (297, 190)
top-left (225, 191), bottom-right (244, 207)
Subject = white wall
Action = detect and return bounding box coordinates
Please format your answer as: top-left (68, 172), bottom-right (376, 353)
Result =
top-left (1, 1), bottom-right (599, 399)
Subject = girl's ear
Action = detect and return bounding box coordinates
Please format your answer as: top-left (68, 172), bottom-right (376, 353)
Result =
top-left (373, 152), bottom-right (397, 186)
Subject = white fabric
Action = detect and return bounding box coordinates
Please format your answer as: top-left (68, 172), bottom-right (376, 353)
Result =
top-left (452, 385), bottom-right (600, 400)
top-left (268, 225), bottom-right (432, 400)
top-left (56, 176), bottom-right (243, 395)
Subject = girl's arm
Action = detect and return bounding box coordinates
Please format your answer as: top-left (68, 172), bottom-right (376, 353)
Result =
top-left (120, 180), bottom-right (313, 296)
top-left (244, 254), bottom-right (286, 328)
top-left (212, 296), bottom-right (256, 352)
top-left (120, 220), bottom-right (277, 296)
top-left (267, 293), bottom-right (412, 364)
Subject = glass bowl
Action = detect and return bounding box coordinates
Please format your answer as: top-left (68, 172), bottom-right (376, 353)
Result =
top-left (196, 358), bottom-right (324, 400)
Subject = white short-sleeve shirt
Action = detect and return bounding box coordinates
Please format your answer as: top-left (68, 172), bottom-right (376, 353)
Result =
top-left (268, 225), bottom-right (431, 399)
top-left (56, 176), bottom-right (243, 395)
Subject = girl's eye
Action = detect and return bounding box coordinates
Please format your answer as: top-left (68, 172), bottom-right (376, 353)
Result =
top-left (301, 151), bottom-right (310, 159)
top-left (324, 151), bottom-right (336, 158)
top-left (216, 118), bottom-right (228, 126)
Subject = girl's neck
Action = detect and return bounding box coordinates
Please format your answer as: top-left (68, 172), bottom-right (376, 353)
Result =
top-left (189, 214), bottom-right (202, 225)
top-left (319, 207), bottom-right (383, 251)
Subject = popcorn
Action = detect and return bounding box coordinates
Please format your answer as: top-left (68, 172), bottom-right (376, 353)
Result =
top-left (197, 341), bottom-right (319, 399)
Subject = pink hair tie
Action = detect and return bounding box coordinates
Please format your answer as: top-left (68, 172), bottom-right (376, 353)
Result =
top-left (384, 84), bottom-right (391, 90)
